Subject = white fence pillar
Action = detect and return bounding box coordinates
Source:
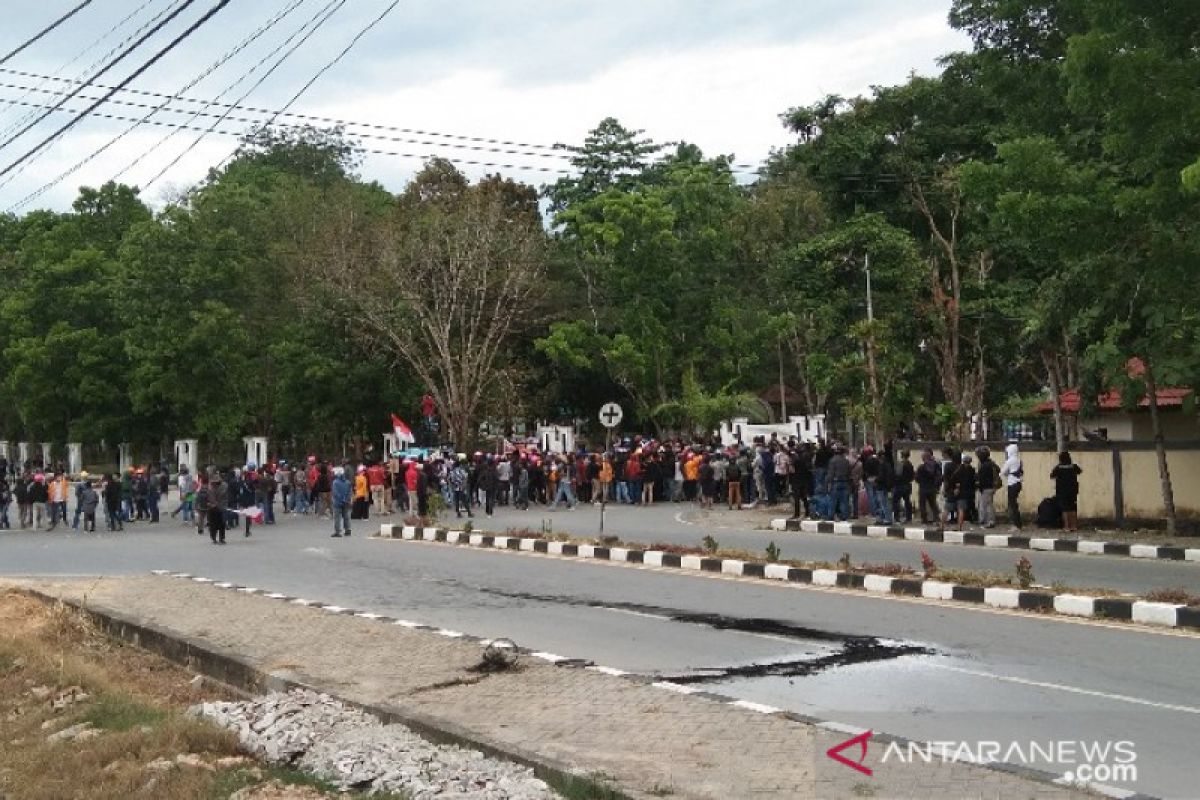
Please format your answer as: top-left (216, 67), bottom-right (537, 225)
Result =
top-left (382, 432), bottom-right (398, 455)
top-left (40, 442), bottom-right (52, 468)
top-left (243, 436), bottom-right (268, 468)
top-left (67, 443), bottom-right (82, 476)
top-left (0, 441), bottom-right (8, 463)
top-left (174, 439), bottom-right (199, 475)
top-left (118, 443), bottom-right (132, 474)
top-left (17, 442), bottom-right (29, 467)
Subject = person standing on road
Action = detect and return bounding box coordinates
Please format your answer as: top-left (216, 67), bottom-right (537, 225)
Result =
top-left (1001, 443), bottom-right (1024, 530)
top-left (0, 477), bottom-right (11, 529)
top-left (952, 454), bottom-right (977, 531)
top-left (208, 472), bottom-right (228, 544)
top-left (172, 465), bottom-right (196, 524)
top-left (331, 467), bottom-right (352, 537)
top-left (449, 458), bottom-right (472, 518)
top-left (893, 451), bottom-right (915, 524)
top-left (80, 480), bottom-right (99, 532)
top-left (367, 460), bottom-right (387, 516)
top-left (47, 471), bottom-right (69, 530)
top-left (975, 447), bottom-right (999, 529)
top-left (1051, 451), bottom-right (1083, 532)
top-left (915, 450), bottom-right (941, 525)
top-left (71, 471), bottom-right (88, 530)
top-left (103, 474), bottom-right (123, 531)
top-left (29, 473), bottom-right (48, 529)
top-left (825, 446), bottom-right (852, 522)
top-left (193, 475), bottom-right (209, 536)
top-left (14, 473), bottom-right (30, 529)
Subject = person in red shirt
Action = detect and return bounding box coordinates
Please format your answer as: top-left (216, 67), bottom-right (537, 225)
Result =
top-left (367, 462), bottom-right (387, 516)
top-left (405, 460), bottom-right (420, 514)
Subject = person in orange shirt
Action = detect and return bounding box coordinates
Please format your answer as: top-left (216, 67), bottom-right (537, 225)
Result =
top-left (682, 453), bottom-right (701, 502)
top-left (597, 456), bottom-right (614, 505)
top-left (352, 465), bottom-right (370, 521)
top-left (47, 471), bottom-right (70, 530)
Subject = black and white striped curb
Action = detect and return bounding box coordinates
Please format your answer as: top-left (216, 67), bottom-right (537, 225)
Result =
top-left (772, 518), bottom-right (1200, 563)
top-left (377, 524), bottom-right (1200, 633)
top-left (146, 569), bottom-right (1153, 800)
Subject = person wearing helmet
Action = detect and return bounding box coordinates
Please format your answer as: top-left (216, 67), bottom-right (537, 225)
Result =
top-left (330, 466), bottom-right (352, 537)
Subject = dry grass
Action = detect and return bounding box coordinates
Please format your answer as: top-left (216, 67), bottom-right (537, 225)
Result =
top-left (0, 590), bottom-right (378, 800)
top-left (1142, 588), bottom-right (1200, 606)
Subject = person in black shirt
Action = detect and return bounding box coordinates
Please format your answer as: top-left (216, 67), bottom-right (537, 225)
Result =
top-left (951, 454), bottom-right (977, 531)
top-left (1051, 451), bottom-right (1083, 532)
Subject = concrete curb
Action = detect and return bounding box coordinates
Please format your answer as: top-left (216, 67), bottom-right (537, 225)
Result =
top-left (127, 571), bottom-right (1153, 800)
top-left (771, 518), bottom-right (1200, 563)
top-left (376, 524), bottom-right (1200, 633)
top-left (21, 584), bottom-right (631, 800)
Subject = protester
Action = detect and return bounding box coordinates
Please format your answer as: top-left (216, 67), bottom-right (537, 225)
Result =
top-left (79, 480), bottom-right (99, 532)
top-left (1051, 451), bottom-right (1083, 532)
top-left (103, 473), bottom-right (123, 531)
top-left (1002, 443), bottom-right (1024, 530)
top-left (207, 472), bottom-right (228, 544)
top-left (975, 447), bottom-right (999, 529)
top-left (331, 466), bottom-right (352, 538)
top-left (952, 453), bottom-right (977, 532)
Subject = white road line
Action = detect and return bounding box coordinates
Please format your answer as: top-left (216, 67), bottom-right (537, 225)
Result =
top-left (674, 511), bottom-right (695, 526)
top-left (929, 664), bottom-right (1200, 715)
top-left (730, 699), bottom-right (783, 714)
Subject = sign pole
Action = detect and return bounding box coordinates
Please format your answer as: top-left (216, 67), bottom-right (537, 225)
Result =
top-left (597, 402), bottom-right (623, 536)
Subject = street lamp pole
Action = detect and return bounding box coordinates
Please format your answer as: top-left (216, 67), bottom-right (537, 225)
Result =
top-left (863, 252), bottom-right (881, 445)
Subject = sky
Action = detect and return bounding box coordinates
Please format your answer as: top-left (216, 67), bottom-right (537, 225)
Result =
top-left (0, 0), bottom-right (972, 212)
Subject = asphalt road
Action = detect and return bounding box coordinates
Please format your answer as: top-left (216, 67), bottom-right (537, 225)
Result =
top-left (2, 514), bottom-right (1197, 798)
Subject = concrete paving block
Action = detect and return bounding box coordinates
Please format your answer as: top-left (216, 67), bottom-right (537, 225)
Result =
top-left (721, 560), bottom-right (745, 576)
top-left (547, 541), bottom-right (565, 555)
top-left (1030, 538), bottom-right (1057, 551)
top-left (832, 522), bottom-right (853, 534)
top-left (984, 587), bottom-right (1022, 609)
top-left (812, 569), bottom-right (838, 586)
top-left (1129, 544), bottom-right (1159, 559)
top-left (680, 555), bottom-right (703, 570)
top-left (577, 545), bottom-right (596, 558)
top-left (943, 531), bottom-right (965, 544)
top-left (643, 551), bottom-right (665, 567)
top-left (421, 528), bottom-right (439, 541)
top-left (518, 538), bottom-right (537, 551)
top-left (984, 534), bottom-right (1010, 548)
top-left (864, 575), bottom-right (894, 593)
top-left (445, 531), bottom-right (461, 544)
top-left (800, 520), bottom-right (821, 533)
top-left (921, 581), bottom-right (955, 600)
top-left (1077, 541), bottom-right (1106, 555)
top-left (401, 526), bottom-right (417, 540)
top-left (1187, 549), bottom-right (1200, 562)
top-left (468, 533), bottom-right (484, 546)
top-left (903, 528), bottom-right (927, 541)
top-left (866, 525), bottom-right (889, 538)
top-left (1053, 595), bottom-right (1096, 617)
top-left (608, 547), bottom-right (630, 561)
top-left (378, 524), bottom-right (395, 538)
top-left (492, 536), bottom-right (511, 549)
top-left (1131, 601), bottom-right (1182, 627)
top-left (770, 518), bottom-right (788, 531)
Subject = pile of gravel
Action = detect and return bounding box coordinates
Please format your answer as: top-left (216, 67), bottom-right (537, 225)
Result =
top-left (189, 688), bottom-right (558, 799)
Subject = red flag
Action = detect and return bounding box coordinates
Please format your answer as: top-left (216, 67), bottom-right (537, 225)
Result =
top-left (391, 414), bottom-right (415, 445)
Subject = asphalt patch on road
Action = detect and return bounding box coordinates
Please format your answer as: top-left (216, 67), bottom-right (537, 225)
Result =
top-left (462, 583), bottom-right (937, 680)
top-left (653, 638), bottom-right (935, 684)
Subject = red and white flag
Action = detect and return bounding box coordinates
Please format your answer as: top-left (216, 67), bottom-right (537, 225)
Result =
top-left (236, 507), bottom-right (264, 524)
top-left (391, 414), bottom-right (415, 445)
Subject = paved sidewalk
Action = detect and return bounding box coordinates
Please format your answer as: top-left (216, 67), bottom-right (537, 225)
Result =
top-left (4, 575), bottom-right (1095, 800)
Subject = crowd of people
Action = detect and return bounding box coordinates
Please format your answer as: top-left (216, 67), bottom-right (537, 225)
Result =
top-left (0, 436), bottom-right (1085, 539)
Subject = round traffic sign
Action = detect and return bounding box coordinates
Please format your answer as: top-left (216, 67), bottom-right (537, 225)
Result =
top-left (598, 402), bottom-right (624, 428)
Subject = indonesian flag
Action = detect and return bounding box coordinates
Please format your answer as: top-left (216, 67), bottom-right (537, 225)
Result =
top-left (236, 507), bottom-right (264, 524)
top-left (392, 413), bottom-right (415, 445)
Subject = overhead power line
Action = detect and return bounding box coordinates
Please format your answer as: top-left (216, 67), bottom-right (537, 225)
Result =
top-left (0, 0), bottom-right (233, 181)
top-left (0, 0), bottom-right (176, 141)
top-left (0, 0), bottom-right (200, 155)
top-left (0, 0), bottom-right (97, 67)
top-left (0, 96), bottom-right (572, 178)
top-left (134, 0), bottom-right (349, 190)
top-left (7, 0), bottom-right (311, 208)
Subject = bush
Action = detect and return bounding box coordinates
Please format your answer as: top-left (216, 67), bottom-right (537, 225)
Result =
top-left (1014, 556), bottom-right (1035, 588)
top-left (765, 541), bottom-right (781, 563)
top-left (701, 535), bottom-right (719, 554)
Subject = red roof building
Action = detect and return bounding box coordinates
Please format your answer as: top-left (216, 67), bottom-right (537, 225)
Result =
top-left (1035, 360), bottom-right (1197, 441)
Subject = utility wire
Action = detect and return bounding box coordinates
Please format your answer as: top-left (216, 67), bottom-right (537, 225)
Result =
top-left (0, 0), bottom-right (97, 67)
top-left (0, 0), bottom-right (173, 140)
top-left (8, 1), bottom-right (310, 208)
top-left (0, 0), bottom-right (200, 155)
top-left (0, 1), bottom-right (233, 180)
top-left (0, 96), bottom-right (572, 177)
top-left (135, 0), bottom-right (348, 190)
top-left (0, 80), bottom-right (566, 162)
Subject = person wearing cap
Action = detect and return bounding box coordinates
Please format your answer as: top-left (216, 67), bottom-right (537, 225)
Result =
top-left (352, 465), bottom-right (370, 522)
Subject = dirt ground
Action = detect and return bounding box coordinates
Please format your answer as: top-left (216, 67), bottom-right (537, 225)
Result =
top-left (0, 590), bottom-right (343, 800)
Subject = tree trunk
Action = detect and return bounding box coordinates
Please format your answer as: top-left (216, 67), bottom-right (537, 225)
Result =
top-left (1142, 358), bottom-right (1177, 535)
top-left (1043, 350), bottom-right (1066, 453)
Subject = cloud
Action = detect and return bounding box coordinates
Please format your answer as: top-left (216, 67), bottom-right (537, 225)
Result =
top-left (0, 0), bottom-right (970, 210)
